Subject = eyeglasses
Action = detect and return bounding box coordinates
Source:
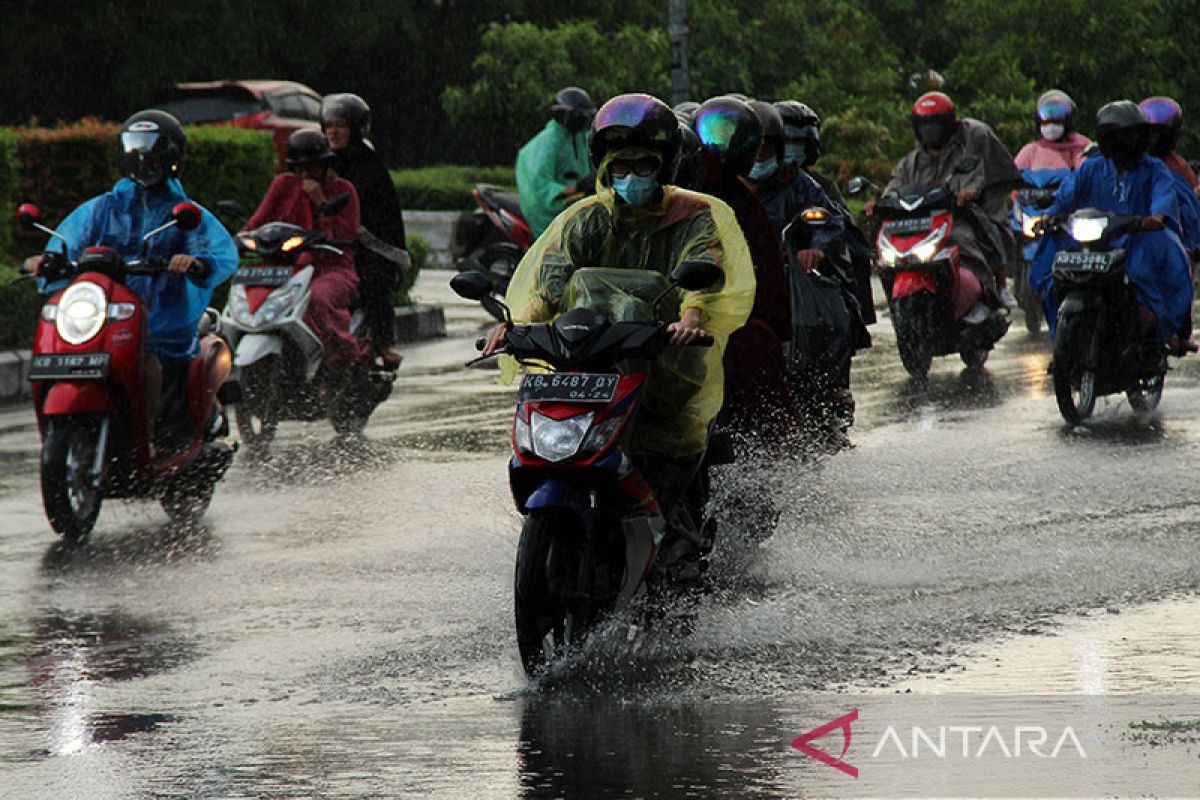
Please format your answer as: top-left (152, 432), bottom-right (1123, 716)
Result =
top-left (609, 159), bottom-right (657, 178)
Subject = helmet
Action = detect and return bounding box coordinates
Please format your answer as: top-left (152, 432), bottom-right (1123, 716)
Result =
top-left (1139, 96), bottom-right (1183, 156)
top-left (911, 91), bottom-right (957, 149)
top-left (776, 100), bottom-right (821, 166)
top-left (551, 87), bottom-right (596, 134)
top-left (749, 101), bottom-right (784, 143)
top-left (320, 93), bottom-right (372, 142)
top-left (673, 100), bottom-right (700, 124)
top-left (674, 121), bottom-right (702, 190)
top-left (118, 109), bottom-right (186, 188)
top-left (285, 128), bottom-right (335, 168)
top-left (1095, 100), bottom-right (1149, 166)
top-left (590, 93), bottom-right (681, 184)
top-left (693, 96), bottom-right (762, 178)
top-left (1035, 89), bottom-right (1077, 131)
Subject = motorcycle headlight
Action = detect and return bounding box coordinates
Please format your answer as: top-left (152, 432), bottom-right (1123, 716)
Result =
top-left (580, 415), bottom-right (624, 456)
top-left (55, 281), bottom-right (106, 345)
top-left (531, 411), bottom-right (594, 462)
top-left (909, 222), bottom-right (948, 263)
top-left (1069, 215), bottom-right (1108, 243)
top-left (229, 285), bottom-right (256, 327)
top-left (258, 283), bottom-right (304, 323)
top-left (878, 238), bottom-right (900, 267)
top-left (514, 414), bottom-right (533, 454)
top-left (1020, 211), bottom-right (1040, 238)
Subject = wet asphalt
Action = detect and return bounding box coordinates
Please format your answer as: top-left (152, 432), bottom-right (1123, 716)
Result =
top-left (2, 273), bottom-right (1200, 798)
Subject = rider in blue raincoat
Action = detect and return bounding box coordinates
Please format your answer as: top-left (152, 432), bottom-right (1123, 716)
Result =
top-left (32, 111), bottom-right (238, 363)
top-left (1032, 101), bottom-right (1193, 345)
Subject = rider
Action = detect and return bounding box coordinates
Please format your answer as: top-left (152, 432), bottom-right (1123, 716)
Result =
top-left (515, 87), bottom-right (596, 237)
top-left (484, 92), bottom-right (755, 531)
top-left (244, 129), bottom-right (365, 367)
top-left (1031, 101), bottom-right (1193, 348)
top-left (1014, 90), bottom-right (1092, 172)
top-left (321, 93), bottom-right (409, 367)
top-left (873, 91), bottom-right (1022, 308)
top-left (1140, 96), bottom-right (1199, 190)
top-left (25, 110), bottom-right (238, 436)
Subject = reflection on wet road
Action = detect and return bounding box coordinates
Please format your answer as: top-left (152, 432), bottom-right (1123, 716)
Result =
top-left (1, 274), bottom-right (1199, 797)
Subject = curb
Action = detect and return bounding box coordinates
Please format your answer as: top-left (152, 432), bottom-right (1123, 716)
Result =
top-left (0, 304), bottom-right (446, 405)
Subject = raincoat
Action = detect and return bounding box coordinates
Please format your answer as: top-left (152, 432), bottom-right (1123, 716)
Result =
top-left (1014, 132), bottom-right (1092, 172)
top-left (1031, 152), bottom-right (1193, 343)
top-left (503, 185), bottom-right (755, 457)
top-left (885, 119), bottom-right (1022, 288)
top-left (43, 177), bottom-right (237, 362)
top-left (1159, 151), bottom-right (1199, 191)
top-left (515, 120), bottom-right (592, 236)
top-left (808, 167), bottom-right (877, 325)
top-left (245, 172), bottom-right (365, 363)
top-left (751, 168), bottom-right (846, 256)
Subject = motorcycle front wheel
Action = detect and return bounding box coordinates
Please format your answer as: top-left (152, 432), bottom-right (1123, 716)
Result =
top-left (1052, 316), bottom-right (1098, 423)
top-left (235, 357), bottom-right (282, 457)
top-left (1127, 372), bottom-right (1165, 416)
top-left (892, 297), bottom-right (934, 378)
top-left (41, 415), bottom-right (104, 541)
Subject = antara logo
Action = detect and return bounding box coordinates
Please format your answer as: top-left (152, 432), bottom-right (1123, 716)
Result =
top-left (792, 709), bottom-right (859, 778)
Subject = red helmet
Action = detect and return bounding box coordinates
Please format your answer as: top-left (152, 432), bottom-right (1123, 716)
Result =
top-left (912, 91), bottom-right (955, 117)
top-left (911, 92), bottom-right (957, 149)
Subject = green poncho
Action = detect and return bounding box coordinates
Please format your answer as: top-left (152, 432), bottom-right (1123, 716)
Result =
top-left (503, 185), bottom-right (756, 457)
top-left (515, 120), bottom-right (592, 236)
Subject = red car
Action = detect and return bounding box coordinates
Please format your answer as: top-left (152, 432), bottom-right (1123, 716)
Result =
top-left (152, 80), bottom-right (322, 167)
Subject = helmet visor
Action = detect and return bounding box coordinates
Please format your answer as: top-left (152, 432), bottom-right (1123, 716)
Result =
top-left (594, 96), bottom-right (660, 131)
top-left (1036, 100), bottom-right (1072, 122)
top-left (694, 106), bottom-right (744, 154)
top-left (121, 131), bottom-right (160, 155)
top-left (1139, 97), bottom-right (1180, 126)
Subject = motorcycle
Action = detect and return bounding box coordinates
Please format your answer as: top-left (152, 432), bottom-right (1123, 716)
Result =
top-left (850, 168), bottom-right (1010, 378)
top-left (450, 262), bottom-right (721, 677)
top-left (1009, 170), bottom-right (1067, 333)
top-left (453, 184), bottom-right (535, 318)
top-left (1042, 209), bottom-right (1179, 423)
top-left (16, 202), bottom-right (236, 541)
top-left (220, 196), bottom-right (397, 456)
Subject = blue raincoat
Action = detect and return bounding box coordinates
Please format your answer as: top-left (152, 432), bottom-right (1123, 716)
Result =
top-left (41, 178), bottom-right (238, 362)
top-left (1030, 153), bottom-right (1193, 343)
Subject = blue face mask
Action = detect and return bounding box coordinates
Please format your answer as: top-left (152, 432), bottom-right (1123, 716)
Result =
top-left (783, 144), bottom-right (807, 166)
top-left (748, 157), bottom-right (779, 181)
top-left (612, 174), bottom-right (659, 207)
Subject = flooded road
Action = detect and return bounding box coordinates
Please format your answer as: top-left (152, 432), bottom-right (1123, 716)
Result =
top-left (2, 273), bottom-right (1200, 797)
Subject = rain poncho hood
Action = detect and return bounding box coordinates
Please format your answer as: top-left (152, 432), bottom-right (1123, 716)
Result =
top-left (42, 177), bottom-right (237, 361)
top-left (1014, 131), bottom-right (1092, 172)
top-left (515, 119), bottom-right (592, 236)
top-left (1031, 152), bottom-right (1193, 343)
top-left (503, 184), bottom-right (755, 456)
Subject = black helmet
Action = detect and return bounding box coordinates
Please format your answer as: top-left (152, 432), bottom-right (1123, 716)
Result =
top-left (590, 93), bottom-right (681, 184)
top-left (118, 109), bottom-right (186, 188)
top-left (285, 128), bottom-right (335, 169)
top-left (749, 100), bottom-right (784, 145)
top-left (551, 87), bottom-right (596, 134)
top-left (672, 100), bottom-right (700, 127)
top-left (1139, 96), bottom-right (1183, 157)
top-left (674, 121), bottom-right (702, 190)
top-left (321, 93), bottom-right (372, 142)
top-left (693, 96), bottom-right (762, 178)
top-left (1035, 89), bottom-right (1077, 133)
top-left (776, 100), bottom-right (821, 166)
top-left (1095, 100), bottom-right (1149, 167)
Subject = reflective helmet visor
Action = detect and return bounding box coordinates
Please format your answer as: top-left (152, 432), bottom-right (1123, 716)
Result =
top-left (1036, 100), bottom-right (1072, 122)
top-left (694, 106), bottom-right (743, 154)
top-left (1139, 97), bottom-right (1181, 126)
top-left (594, 96), bottom-right (660, 131)
top-left (121, 131), bottom-right (160, 154)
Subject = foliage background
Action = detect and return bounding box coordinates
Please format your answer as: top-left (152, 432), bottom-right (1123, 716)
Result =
top-left (1, 0), bottom-right (1196, 175)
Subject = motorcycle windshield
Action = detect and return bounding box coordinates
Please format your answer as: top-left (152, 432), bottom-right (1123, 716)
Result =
top-left (560, 268), bottom-right (681, 324)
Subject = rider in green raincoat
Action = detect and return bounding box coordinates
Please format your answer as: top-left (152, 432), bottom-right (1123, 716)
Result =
top-left (515, 88), bottom-right (596, 236)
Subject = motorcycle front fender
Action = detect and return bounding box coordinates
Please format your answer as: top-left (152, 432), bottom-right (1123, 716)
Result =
top-left (41, 381), bottom-right (117, 416)
top-left (522, 478), bottom-right (590, 519)
top-left (891, 270), bottom-right (938, 300)
top-left (1057, 291), bottom-right (1101, 320)
top-left (233, 334), bottom-right (283, 368)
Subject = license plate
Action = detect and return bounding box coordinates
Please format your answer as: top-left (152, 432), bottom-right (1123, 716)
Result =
top-left (883, 216), bottom-right (933, 236)
top-left (1053, 250), bottom-right (1120, 273)
top-left (517, 373), bottom-right (620, 403)
top-left (28, 352), bottom-right (111, 380)
top-left (1017, 188), bottom-right (1056, 206)
top-left (233, 266), bottom-right (292, 286)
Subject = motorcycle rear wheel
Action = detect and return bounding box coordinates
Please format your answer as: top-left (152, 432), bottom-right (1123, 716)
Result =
top-left (160, 473), bottom-right (215, 523)
top-left (41, 416), bottom-right (104, 541)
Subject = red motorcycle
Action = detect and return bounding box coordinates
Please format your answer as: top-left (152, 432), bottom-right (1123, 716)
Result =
top-left (453, 184), bottom-right (535, 308)
top-left (17, 202), bottom-right (237, 541)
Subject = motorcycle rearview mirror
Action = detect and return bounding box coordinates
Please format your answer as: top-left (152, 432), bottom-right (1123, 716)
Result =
top-left (450, 270), bottom-right (492, 301)
top-left (953, 155), bottom-right (981, 174)
top-left (670, 260), bottom-right (722, 291)
top-left (172, 201), bottom-right (203, 232)
top-left (320, 192), bottom-right (351, 217)
top-left (846, 176), bottom-right (872, 196)
top-left (16, 203), bottom-right (41, 230)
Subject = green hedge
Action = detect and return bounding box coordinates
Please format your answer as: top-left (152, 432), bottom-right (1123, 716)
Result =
top-left (0, 130), bottom-right (18, 259)
top-left (0, 266), bottom-right (40, 350)
top-left (392, 164), bottom-right (515, 210)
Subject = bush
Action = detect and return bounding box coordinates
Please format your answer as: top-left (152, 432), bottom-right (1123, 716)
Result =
top-left (0, 265), bottom-right (41, 350)
top-left (178, 126), bottom-right (276, 218)
top-left (398, 234), bottom-right (428, 306)
top-left (392, 164), bottom-right (515, 211)
top-left (0, 130), bottom-right (18, 258)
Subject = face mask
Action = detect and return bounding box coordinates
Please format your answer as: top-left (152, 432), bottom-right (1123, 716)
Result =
top-left (612, 174), bottom-right (659, 207)
top-left (747, 157), bottom-right (778, 181)
top-left (783, 144), bottom-right (806, 166)
top-left (1040, 123), bottom-right (1065, 142)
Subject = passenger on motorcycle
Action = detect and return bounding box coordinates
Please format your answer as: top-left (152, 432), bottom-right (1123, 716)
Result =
top-left (1031, 101), bottom-right (1194, 348)
top-left (1014, 90), bottom-right (1092, 172)
top-left (515, 87), bottom-right (596, 237)
top-left (244, 129), bottom-right (365, 366)
top-left (1140, 96), bottom-right (1199, 191)
top-left (484, 92), bottom-right (755, 521)
top-left (321, 93), bottom-right (409, 367)
top-left (25, 110), bottom-right (238, 433)
top-left (871, 92), bottom-right (1022, 309)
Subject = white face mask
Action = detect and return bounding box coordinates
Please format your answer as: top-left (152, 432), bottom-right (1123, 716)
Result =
top-left (1040, 123), bottom-right (1066, 142)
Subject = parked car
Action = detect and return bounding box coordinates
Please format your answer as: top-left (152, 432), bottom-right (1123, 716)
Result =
top-left (151, 80), bottom-right (322, 167)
